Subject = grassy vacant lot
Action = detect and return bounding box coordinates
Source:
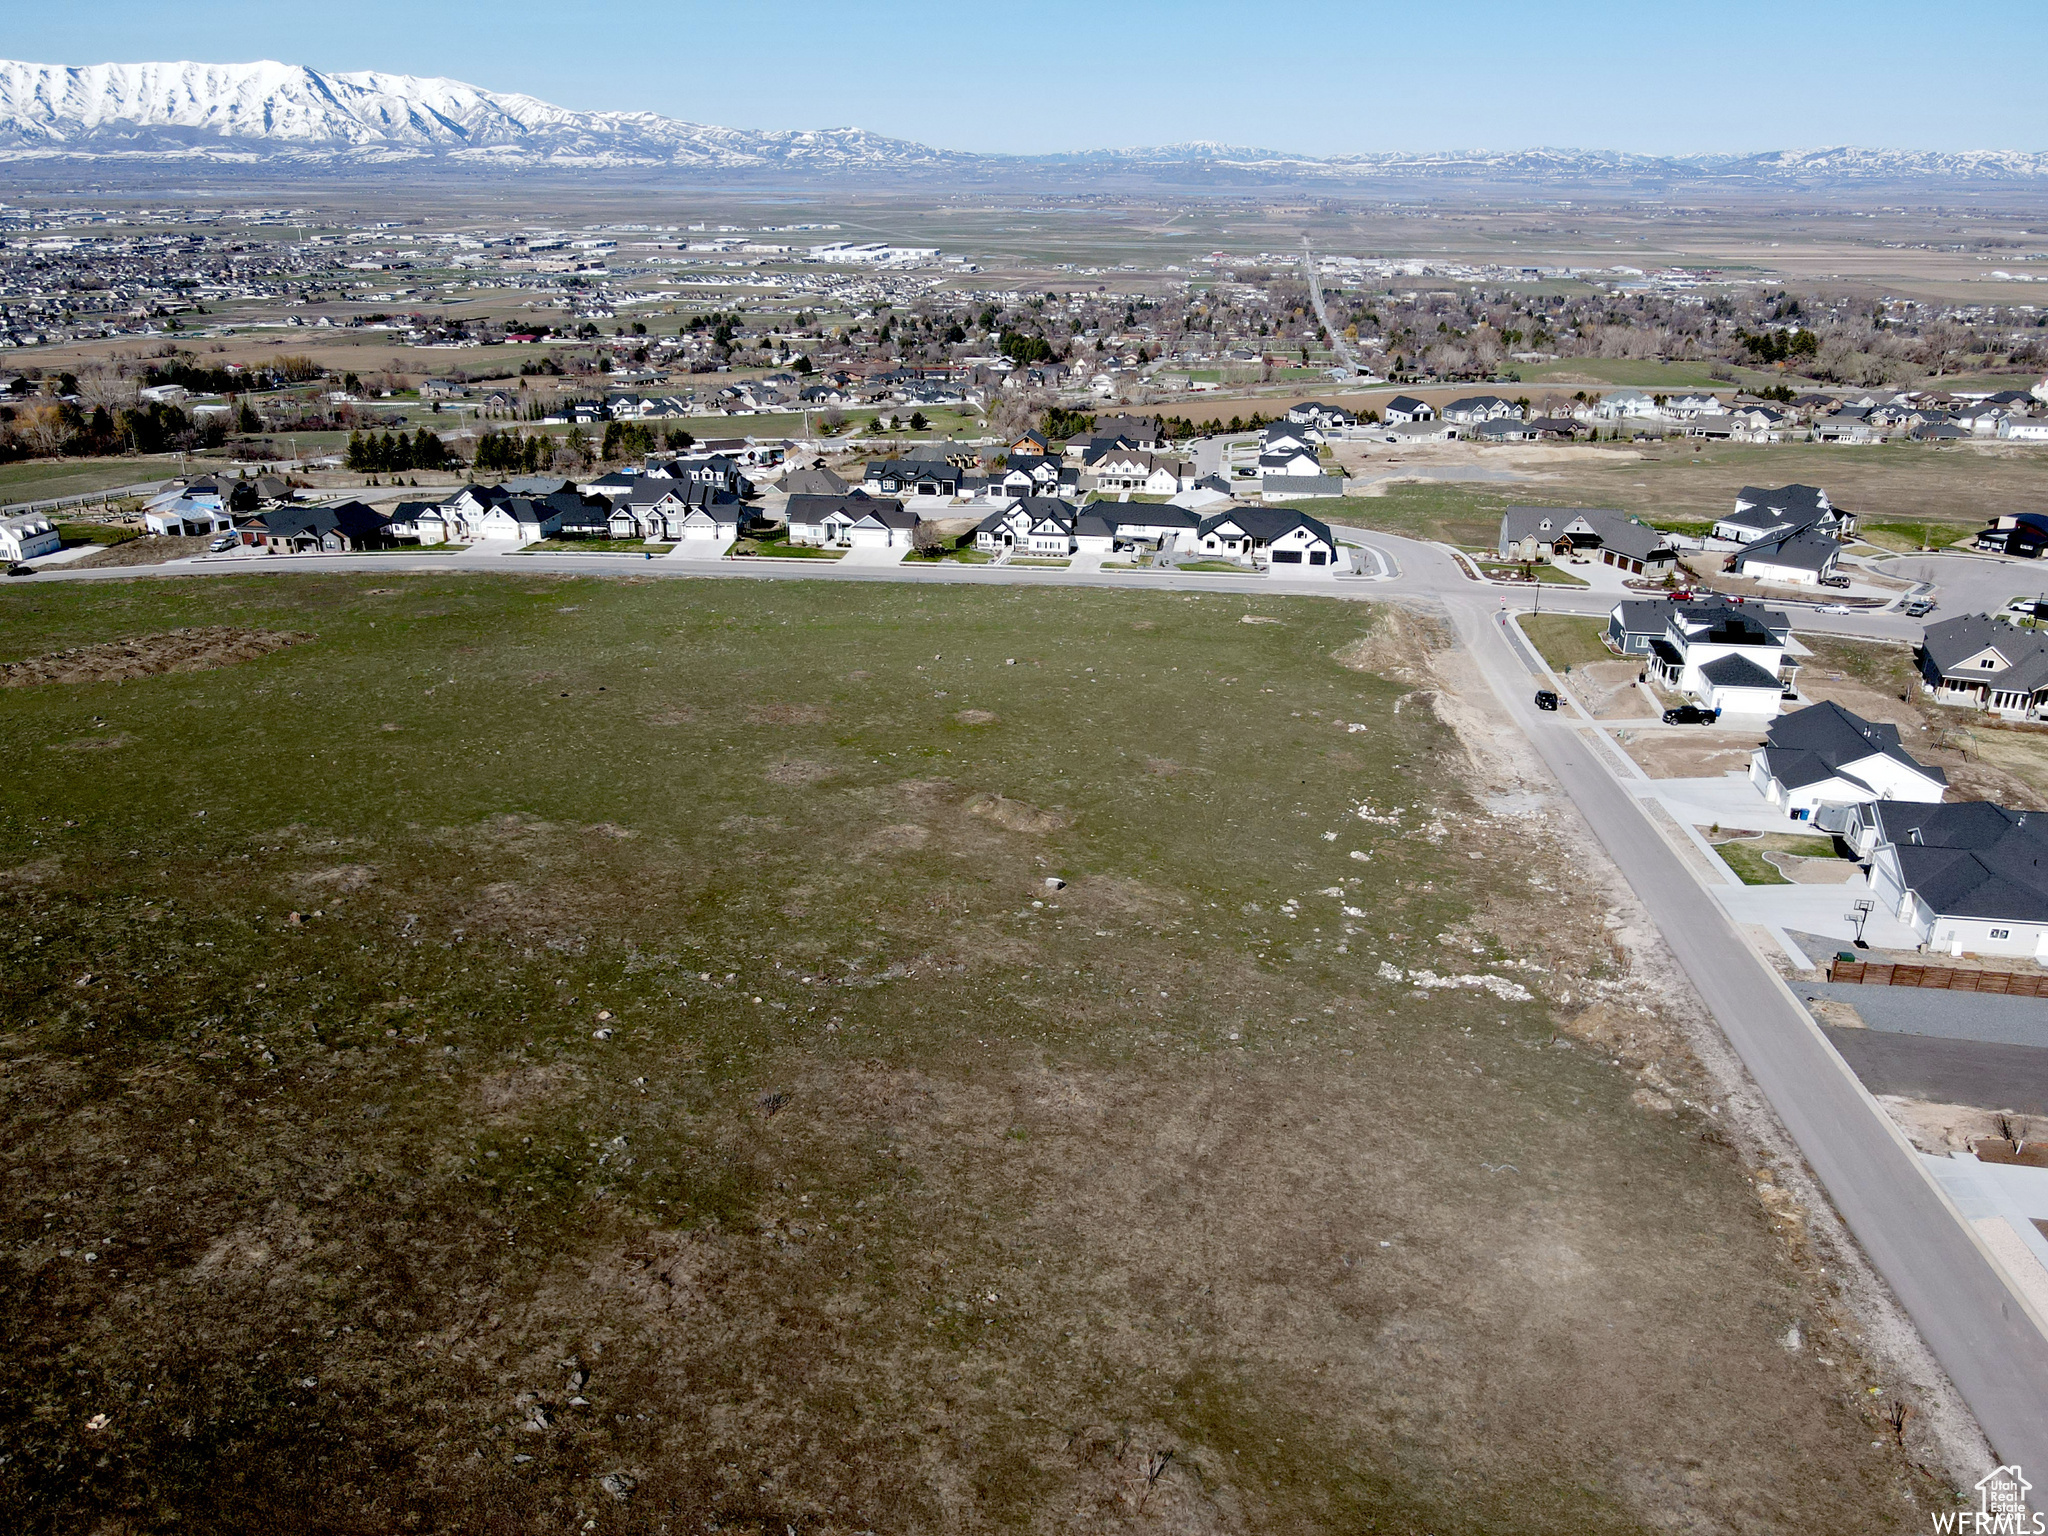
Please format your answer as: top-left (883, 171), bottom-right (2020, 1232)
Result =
top-left (1278, 486), bottom-right (1513, 549)
top-left (1520, 614), bottom-right (1613, 672)
top-left (0, 577), bottom-right (1938, 1531)
top-left (1529, 440), bottom-right (2044, 535)
top-left (0, 455), bottom-right (185, 508)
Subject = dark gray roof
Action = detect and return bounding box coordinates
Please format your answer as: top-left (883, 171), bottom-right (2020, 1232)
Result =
top-left (1198, 506), bottom-right (1335, 543)
top-left (851, 505), bottom-right (919, 530)
top-left (1758, 745), bottom-right (1872, 794)
top-left (1920, 613), bottom-right (2048, 696)
top-left (1698, 654), bottom-right (1782, 690)
top-left (1893, 830), bottom-right (2048, 924)
top-left (777, 465), bottom-right (849, 496)
top-left (1762, 700), bottom-right (1944, 786)
top-left (1734, 528), bottom-right (1840, 573)
top-left (1735, 484), bottom-right (1831, 517)
top-left (1873, 800), bottom-right (2037, 852)
top-left (787, 492), bottom-right (888, 523)
top-left (1612, 596), bottom-right (1792, 644)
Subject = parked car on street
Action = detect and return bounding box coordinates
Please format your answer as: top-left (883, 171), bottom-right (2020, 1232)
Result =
top-left (5, 562), bottom-right (35, 577)
top-left (1662, 704), bottom-right (1719, 725)
top-left (1818, 603), bottom-right (1852, 614)
top-left (1534, 689), bottom-right (1559, 711)
top-left (1903, 597), bottom-right (1935, 617)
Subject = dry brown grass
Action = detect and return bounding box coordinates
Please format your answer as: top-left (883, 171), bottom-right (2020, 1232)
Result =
top-left (0, 626), bottom-right (312, 687)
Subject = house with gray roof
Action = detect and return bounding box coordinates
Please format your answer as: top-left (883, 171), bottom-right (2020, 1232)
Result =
top-left (1498, 506), bottom-right (1678, 575)
top-left (1856, 800), bottom-right (2048, 957)
top-left (1193, 506), bottom-right (1337, 569)
top-left (1748, 700), bottom-right (1946, 822)
top-left (1712, 485), bottom-right (1853, 544)
top-left (1638, 603), bottom-right (1796, 716)
top-left (1441, 395), bottom-right (1521, 425)
top-left (1729, 527), bottom-right (1842, 587)
top-left (1918, 613), bottom-right (2048, 719)
top-left (1382, 395), bottom-right (1433, 423)
top-left (1607, 596), bottom-right (1790, 657)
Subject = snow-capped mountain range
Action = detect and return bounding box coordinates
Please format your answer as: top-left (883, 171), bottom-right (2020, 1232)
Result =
top-left (3, 58), bottom-right (2047, 188)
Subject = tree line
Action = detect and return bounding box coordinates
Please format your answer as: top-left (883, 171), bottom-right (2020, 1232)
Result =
top-left (345, 428), bottom-right (454, 473)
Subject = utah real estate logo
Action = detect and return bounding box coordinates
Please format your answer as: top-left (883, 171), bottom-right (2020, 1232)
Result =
top-left (1934, 1466), bottom-right (2040, 1535)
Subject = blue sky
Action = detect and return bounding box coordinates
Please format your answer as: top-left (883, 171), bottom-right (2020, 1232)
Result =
top-left (12, 0), bottom-right (2047, 157)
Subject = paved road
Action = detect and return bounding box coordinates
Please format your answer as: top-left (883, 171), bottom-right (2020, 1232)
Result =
top-left (1414, 543), bottom-right (2048, 1475)
top-left (15, 520), bottom-right (2048, 1468)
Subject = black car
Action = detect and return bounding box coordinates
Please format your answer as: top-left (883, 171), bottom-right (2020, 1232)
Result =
top-left (1534, 689), bottom-right (1559, 711)
top-left (1662, 704), bottom-right (1719, 725)
top-left (5, 562), bottom-right (35, 577)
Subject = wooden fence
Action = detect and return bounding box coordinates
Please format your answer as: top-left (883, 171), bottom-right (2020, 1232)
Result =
top-left (1828, 958), bottom-right (2048, 996)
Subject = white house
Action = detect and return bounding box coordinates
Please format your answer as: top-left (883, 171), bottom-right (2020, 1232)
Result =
top-left (1085, 449), bottom-right (1189, 495)
top-left (0, 512), bottom-right (61, 562)
top-left (1748, 701), bottom-right (1947, 822)
top-left (844, 504), bottom-right (920, 549)
top-left (1381, 395), bottom-right (1433, 423)
top-left (1730, 528), bottom-right (1842, 588)
top-left (974, 498), bottom-right (1076, 556)
top-left (1193, 506), bottom-right (1337, 569)
top-left (1440, 395), bottom-right (1521, 425)
top-left (1855, 801), bottom-right (2048, 958)
top-left (1642, 604), bottom-right (1793, 717)
top-left (1592, 390), bottom-right (1662, 422)
top-left (474, 497), bottom-right (564, 544)
top-left (787, 493), bottom-right (886, 547)
top-left (1999, 418), bottom-right (2048, 443)
top-left (1258, 447), bottom-right (1323, 478)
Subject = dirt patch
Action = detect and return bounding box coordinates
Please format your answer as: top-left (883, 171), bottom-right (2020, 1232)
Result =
top-left (967, 793), bottom-right (1073, 835)
top-left (46, 732), bottom-right (132, 752)
top-left (1330, 606), bottom-right (1452, 688)
top-left (1880, 1098), bottom-right (2040, 1157)
top-left (1615, 729), bottom-right (1766, 779)
top-left (1, 627), bottom-right (311, 688)
top-left (1808, 999), bottom-right (1869, 1030)
top-left (952, 709), bottom-right (999, 725)
top-left (641, 705), bottom-right (695, 727)
top-left (0, 857), bottom-right (60, 886)
top-left (1767, 852), bottom-right (1858, 885)
top-left (288, 864), bottom-right (377, 894)
top-left (477, 1063), bottom-right (584, 1116)
top-left (748, 702), bottom-right (829, 726)
top-left (763, 758), bottom-right (835, 787)
top-left (858, 823), bottom-right (931, 855)
top-left (1571, 659), bottom-right (1658, 720)
top-left (67, 534), bottom-right (211, 569)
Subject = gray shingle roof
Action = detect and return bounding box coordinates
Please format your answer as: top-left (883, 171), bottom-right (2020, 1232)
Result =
top-left (1762, 700), bottom-right (1944, 785)
top-left (1698, 653), bottom-right (1782, 690)
top-left (1920, 613), bottom-right (2048, 697)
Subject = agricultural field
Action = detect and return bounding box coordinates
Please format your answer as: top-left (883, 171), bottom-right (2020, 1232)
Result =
top-left (0, 575), bottom-right (1946, 1531)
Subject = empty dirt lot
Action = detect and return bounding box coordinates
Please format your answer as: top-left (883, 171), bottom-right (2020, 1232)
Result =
top-left (0, 575), bottom-right (1968, 1532)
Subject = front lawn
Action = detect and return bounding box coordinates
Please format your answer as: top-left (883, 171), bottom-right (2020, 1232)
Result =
top-left (1518, 614), bottom-right (1613, 672)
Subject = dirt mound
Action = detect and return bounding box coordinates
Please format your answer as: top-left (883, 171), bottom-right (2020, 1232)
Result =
top-left (1, 627), bottom-right (312, 688)
top-left (953, 708), bottom-right (999, 725)
top-left (69, 534), bottom-right (211, 569)
top-left (748, 702), bottom-right (829, 726)
top-left (968, 793), bottom-right (1072, 834)
top-left (1330, 607), bottom-right (1452, 687)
